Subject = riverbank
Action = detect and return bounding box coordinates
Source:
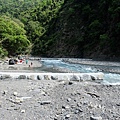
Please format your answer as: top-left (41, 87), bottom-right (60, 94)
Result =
top-left (0, 79), bottom-right (119, 120)
top-left (0, 59), bottom-right (42, 72)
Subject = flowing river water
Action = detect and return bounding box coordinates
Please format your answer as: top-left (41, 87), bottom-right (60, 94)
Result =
top-left (37, 58), bottom-right (120, 85)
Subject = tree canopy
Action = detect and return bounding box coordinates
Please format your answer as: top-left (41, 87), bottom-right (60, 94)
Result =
top-left (0, 16), bottom-right (31, 57)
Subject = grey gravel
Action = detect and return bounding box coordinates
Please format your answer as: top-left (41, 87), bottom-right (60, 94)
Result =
top-left (0, 79), bottom-right (120, 120)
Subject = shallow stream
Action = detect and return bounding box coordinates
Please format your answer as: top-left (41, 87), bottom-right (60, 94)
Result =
top-left (39, 58), bottom-right (120, 85)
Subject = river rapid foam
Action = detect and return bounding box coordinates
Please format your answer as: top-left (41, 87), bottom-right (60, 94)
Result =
top-left (41, 58), bottom-right (120, 85)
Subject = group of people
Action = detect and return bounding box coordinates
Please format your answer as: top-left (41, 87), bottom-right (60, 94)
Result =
top-left (25, 59), bottom-right (33, 67)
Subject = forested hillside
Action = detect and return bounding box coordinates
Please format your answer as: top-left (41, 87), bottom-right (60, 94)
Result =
top-left (37, 0), bottom-right (119, 60)
top-left (0, 0), bottom-right (120, 60)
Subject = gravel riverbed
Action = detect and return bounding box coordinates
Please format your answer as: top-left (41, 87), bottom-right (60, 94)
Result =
top-left (0, 59), bottom-right (120, 120)
top-left (0, 79), bottom-right (120, 120)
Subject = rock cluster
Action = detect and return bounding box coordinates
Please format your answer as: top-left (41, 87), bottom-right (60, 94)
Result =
top-left (0, 72), bottom-right (104, 81)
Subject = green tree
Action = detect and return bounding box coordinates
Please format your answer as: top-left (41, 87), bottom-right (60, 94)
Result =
top-left (0, 16), bottom-right (31, 56)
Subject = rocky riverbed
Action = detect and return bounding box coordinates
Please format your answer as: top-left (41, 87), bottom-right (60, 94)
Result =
top-left (0, 79), bottom-right (120, 120)
top-left (0, 59), bottom-right (120, 120)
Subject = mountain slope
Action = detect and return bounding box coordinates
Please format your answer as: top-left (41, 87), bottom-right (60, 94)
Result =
top-left (0, 0), bottom-right (120, 60)
top-left (36, 0), bottom-right (120, 60)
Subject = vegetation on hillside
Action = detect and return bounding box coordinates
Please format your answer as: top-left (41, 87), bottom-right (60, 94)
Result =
top-left (0, 0), bottom-right (119, 60)
top-left (0, 15), bottom-right (31, 57)
top-left (39, 0), bottom-right (120, 59)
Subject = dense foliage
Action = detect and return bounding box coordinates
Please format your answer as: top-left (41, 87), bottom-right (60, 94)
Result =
top-left (40, 0), bottom-right (120, 59)
top-left (0, 0), bottom-right (120, 60)
top-left (0, 16), bottom-right (31, 57)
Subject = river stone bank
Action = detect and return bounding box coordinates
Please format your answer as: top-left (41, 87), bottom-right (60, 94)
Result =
top-left (0, 72), bottom-right (104, 81)
top-left (0, 79), bottom-right (120, 120)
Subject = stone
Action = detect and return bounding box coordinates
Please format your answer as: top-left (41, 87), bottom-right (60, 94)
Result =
top-left (44, 75), bottom-right (50, 80)
top-left (116, 103), bottom-right (120, 106)
top-left (28, 75), bottom-right (35, 80)
top-left (70, 75), bottom-right (80, 81)
top-left (15, 97), bottom-right (24, 103)
top-left (18, 75), bottom-right (26, 79)
top-left (62, 105), bottom-right (70, 109)
top-left (14, 107), bottom-right (20, 110)
top-left (40, 101), bottom-right (51, 105)
top-left (3, 90), bottom-right (8, 95)
top-left (87, 92), bottom-right (100, 98)
top-left (13, 92), bottom-right (18, 96)
top-left (81, 74), bottom-right (91, 81)
top-left (21, 109), bottom-right (25, 113)
top-left (37, 75), bottom-right (41, 80)
top-left (98, 73), bottom-right (104, 80)
top-left (51, 76), bottom-right (58, 80)
top-left (68, 81), bottom-right (73, 85)
top-left (65, 114), bottom-right (71, 119)
top-left (41, 91), bottom-right (46, 96)
top-left (91, 75), bottom-right (96, 80)
top-left (90, 116), bottom-right (102, 120)
top-left (75, 108), bottom-right (83, 114)
top-left (67, 98), bottom-right (71, 102)
top-left (88, 102), bottom-right (94, 109)
top-left (0, 75), bottom-right (11, 80)
top-left (90, 73), bottom-right (104, 80)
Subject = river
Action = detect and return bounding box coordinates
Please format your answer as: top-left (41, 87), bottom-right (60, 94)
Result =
top-left (39, 58), bottom-right (120, 85)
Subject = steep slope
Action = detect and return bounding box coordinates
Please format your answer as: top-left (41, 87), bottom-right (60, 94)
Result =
top-left (38, 0), bottom-right (120, 60)
top-left (0, 0), bottom-right (119, 60)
